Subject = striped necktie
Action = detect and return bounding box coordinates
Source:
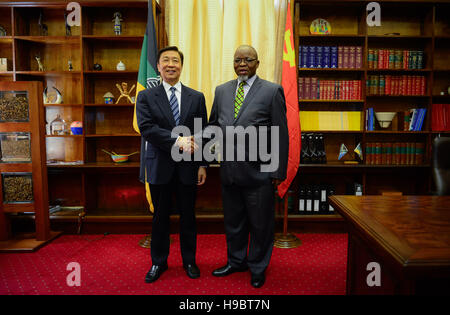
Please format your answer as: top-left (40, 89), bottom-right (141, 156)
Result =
top-left (169, 86), bottom-right (180, 125)
top-left (234, 81), bottom-right (246, 119)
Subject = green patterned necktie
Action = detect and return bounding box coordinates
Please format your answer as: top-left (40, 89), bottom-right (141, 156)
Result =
top-left (234, 81), bottom-right (246, 119)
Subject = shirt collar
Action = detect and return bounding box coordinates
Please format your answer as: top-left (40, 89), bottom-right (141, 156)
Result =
top-left (162, 80), bottom-right (182, 93)
top-left (237, 74), bottom-right (257, 87)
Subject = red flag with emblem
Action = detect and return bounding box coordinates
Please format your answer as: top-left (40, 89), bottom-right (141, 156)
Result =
top-left (278, 1), bottom-right (301, 198)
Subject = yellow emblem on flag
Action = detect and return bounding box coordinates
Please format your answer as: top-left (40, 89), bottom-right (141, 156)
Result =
top-left (283, 29), bottom-right (296, 68)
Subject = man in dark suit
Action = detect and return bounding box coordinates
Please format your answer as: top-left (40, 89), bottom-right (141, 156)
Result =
top-left (136, 46), bottom-right (207, 283)
top-left (208, 45), bottom-right (289, 288)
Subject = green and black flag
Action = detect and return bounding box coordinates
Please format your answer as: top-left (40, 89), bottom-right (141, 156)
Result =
top-left (133, 0), bottom-right (160, 212)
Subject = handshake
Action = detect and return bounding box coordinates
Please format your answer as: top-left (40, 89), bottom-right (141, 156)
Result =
top-left (175, 136), bottom-right (200, 154)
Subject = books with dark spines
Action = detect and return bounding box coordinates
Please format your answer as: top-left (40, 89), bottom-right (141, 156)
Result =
top-left (330, 46), bottom-right (338, 68)
top-left (393, 143), bottom-right (400, 165)
top-left (394, 50), bottom-right (402, 69)
top-left (356, 46), bottom-right (362, 69)
top-left (415, 142), bottom-right (424, 165)
top-left (322, 46), bottom-right (330, 68)
top-left (365, 143), bottom-right (372, 165)
top-left (338, 46), bottom-right (344, 68)
top-left (316, 46), bottom-right (323, 68)
top-left (400, 143), bottom-right (406, 165)
top-left (388, 49), bottom-right (395, 69)
top-left (381, 144), bottom-right (387, 165)
top-left (299, 45), bottom-right (302, 69)
top-left (308, 46), bottom-right (316, 68)
top-left (404, 110), bottom-right (411, 131)
top-left (304, 77), bottom-right (311, 99)
top-left (386, 143), bottom-right (392, 165)
top-left (416, 50), bottom-right (424, 69)
top-left (403, 50), bottom-right (409, 69)
top-left (368, 49), bottom-right (374, 69)
top-left (410, 51), bottom-right (417, 70)
top-left (298, 77), bottom-right (304, 99)
top-left (311, 77), bottom-right (318, 100)
top-left (348, 46), bottom-right (355, 68)
top-left (301, 46), bottom-right (309, 68)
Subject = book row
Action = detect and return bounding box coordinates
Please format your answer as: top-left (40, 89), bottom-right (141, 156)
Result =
top-left (365, 142), bottom-right (425, 165)
top-left (366, 75), bottom-right (427, 96)
top-left (368, 49), bottom-right (424, 70)
top-left (299, 46), bottom-right (363, 69)
top-left (299, 78), bottom-right (362, 100)
top-left (431, 104), bottom-right (450, 131)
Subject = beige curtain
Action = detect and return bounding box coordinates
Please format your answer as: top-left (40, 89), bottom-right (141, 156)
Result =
top-left (165, 0), bottom-right (288, 116)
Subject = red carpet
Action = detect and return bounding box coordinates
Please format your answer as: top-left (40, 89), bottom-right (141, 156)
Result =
top-left (0, 233), bottom-right (347, 295)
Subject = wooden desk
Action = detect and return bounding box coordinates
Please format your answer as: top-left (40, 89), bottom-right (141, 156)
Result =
top-left (329, 196), bottom-right (450, 295)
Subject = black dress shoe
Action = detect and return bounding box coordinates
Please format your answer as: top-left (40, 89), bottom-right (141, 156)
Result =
top-left (184, 264), bottom-right (200, 279)
top-left (212, 263), bottom-right (248, 277)
top-left (251, 273), bottom-right (265, 288)
top-left (145, 264), bottom-right (168, 283)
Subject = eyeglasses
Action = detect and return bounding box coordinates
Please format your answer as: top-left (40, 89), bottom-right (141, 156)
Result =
top-left (234, 58), bottom-right (257, 64)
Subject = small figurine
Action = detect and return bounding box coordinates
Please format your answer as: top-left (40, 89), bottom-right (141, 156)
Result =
top-left (35, 55), bottom-right (44, 71)
top-left (112, 12), bottom-right (123, 35)
top-left (0, 25), bottom-right (7, 36)
top-left (93, 63), bottom-right (102, 71)
top-left (115, 82), bottom-right (135, 104)
top-left (116, 61), bottom-right (126, 71)
top-left (43, 86), bottom-right (63, 104)
top-left (103, 92), bottom-right (115, 104)
top-left (38, 11), bottom-right (48, 36)
top-left (68, 59), bottom-right (73, 71)
top-left (64, 13), bottom-right (72, 36)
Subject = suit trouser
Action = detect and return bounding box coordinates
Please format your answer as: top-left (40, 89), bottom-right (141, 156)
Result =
top-left (149, 173), bottom-right (197, 266)
top-left (221, 181), bottom-right (275, 275)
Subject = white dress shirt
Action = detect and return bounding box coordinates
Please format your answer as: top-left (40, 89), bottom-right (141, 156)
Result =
top-left (162, 80), bottom-right (182, 114)
top-left (236, 74), bottom-right (257, 99)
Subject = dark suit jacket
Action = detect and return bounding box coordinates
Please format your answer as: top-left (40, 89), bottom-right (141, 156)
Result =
top-left (136, 83), bottom-right (207, 185)
top-left (208, 76), bottom-right (289, 186)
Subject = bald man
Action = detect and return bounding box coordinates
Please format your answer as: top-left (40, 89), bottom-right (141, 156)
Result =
top-left (208, 45), bottom-right (289, 288)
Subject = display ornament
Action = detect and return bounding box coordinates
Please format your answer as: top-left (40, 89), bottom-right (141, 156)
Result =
top-left (338, 143), bottom-right (348, 160)
top-left (103, 92), bottom-right (115, 104)
top-left (115, 82), bottom-right (135, 104)
top-left (310, 18), bottom-right (331, 35)
top-left (113, 12), bottom-right (123, 35)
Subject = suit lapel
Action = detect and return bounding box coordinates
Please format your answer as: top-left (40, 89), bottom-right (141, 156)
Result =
top-left (234, 76), bottom-right (262, 124)
top-left (154, 84), bottom-right (176, 126)
top-left (179, 84), bottom-right (192, 125)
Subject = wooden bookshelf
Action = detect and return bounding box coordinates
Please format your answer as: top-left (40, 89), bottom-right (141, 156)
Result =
top-left (0, 0), bottom-right (167, 229)
top-left (293, 0), bottom-right (450, 216)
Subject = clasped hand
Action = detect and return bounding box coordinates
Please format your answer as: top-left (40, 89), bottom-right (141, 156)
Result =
top-left (176, 136), bottom-right (199, 153)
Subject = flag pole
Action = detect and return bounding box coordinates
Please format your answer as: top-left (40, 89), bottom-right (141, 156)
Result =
top-left (274, 0), bottom-right (301, 249)
top-left (274, 191), bottom-right (301, 249)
